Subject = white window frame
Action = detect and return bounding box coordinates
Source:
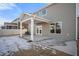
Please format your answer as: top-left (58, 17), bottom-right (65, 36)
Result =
top-left (37, 12), bottom-right (41, 16)
top-left (36, 9), bottom-right (48, 16)
top-left (41, 9), bottom-right (48, 16)
top-left (50, 21), bottom-right (62, 34)
top-left (36, 25), bottom-right (42, 35)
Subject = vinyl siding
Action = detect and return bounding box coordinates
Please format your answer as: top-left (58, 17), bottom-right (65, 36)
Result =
top-left (35, 3), bottom-right (76, 41)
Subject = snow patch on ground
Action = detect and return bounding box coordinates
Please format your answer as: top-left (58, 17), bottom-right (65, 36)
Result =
top-left (0, 36), bottom-right (31, 56)
top-left (52, 41), bottom-right (77, 56)
top-left (0, 36), bottom-right (77, 56)
top-left (33, 39), bottom-right (77, 56)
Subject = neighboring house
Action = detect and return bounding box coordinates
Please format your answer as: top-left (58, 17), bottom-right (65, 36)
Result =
top-left (2, 17), bottom-right (20, 29)
top-left (2, 3), bottom-right (76, 41)
top-left (1, 22), bottom-right (18, 29)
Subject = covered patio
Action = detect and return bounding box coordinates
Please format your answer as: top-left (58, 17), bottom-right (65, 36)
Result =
top-left (20, 14), bottom-right (52, 41)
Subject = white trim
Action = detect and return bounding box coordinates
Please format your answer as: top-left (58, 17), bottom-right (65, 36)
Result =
top-left (36, 25), bottom-right (42, 36)
top-left (21, 18), bottom-right (31, 23)
top-left (21, 15), bottom-right (52, 23)
top-left (20, 21), bottom-right (22, 37)
top-left (50, 21), bottom-right (62, 34)
top-left (76, 15), bottom-right (78, 40)
top-left (35, 15), bottom-right (52, 23)
top-left (31, 18), bottom-right (34, 41)
top-left (23, 13), bottom-right (32, 16)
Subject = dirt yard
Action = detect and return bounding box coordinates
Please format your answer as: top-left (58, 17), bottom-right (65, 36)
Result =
top-left (14, 46), bottom-right (71, 56)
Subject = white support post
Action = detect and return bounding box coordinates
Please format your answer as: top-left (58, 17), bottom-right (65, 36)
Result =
top-left (76, 15), bottom-right (78, 40)
top-left (20, 22), bottom-right (22, 37)
top-left (31, 18), bottom-right (34, 41)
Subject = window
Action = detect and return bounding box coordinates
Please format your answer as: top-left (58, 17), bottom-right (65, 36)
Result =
top-left (41, 9), bottom-right (48, 16)
top-left (50, 22), bottom-right (62, 34)
top-left (36, 12), bottom-right (41, 16)
top-left (56, 22), bottom-right (62, 33)
top-left (36, 9), bottom-right (48, 16)
top-left (50, 23), bottom-right (55, 33)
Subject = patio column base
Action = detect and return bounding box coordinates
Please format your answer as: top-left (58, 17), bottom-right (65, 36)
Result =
top-left (28, 40), bottom-right (33, 42)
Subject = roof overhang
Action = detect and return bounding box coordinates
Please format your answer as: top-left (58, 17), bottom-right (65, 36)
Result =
top-left (21, 14), bottom-right (52, 24)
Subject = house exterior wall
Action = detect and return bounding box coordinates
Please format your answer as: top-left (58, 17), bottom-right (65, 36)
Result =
top-left (34, 22), bottom-right (50, 36)
top-left (77, 17), bottom-right (79, 39)
top-left (41, 22), bottom-right (50, 36)
top-left (35, 3), bottom-right (76, 41)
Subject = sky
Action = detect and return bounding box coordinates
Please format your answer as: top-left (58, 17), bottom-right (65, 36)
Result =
top-left (0, 3), bottom-right (47, 26)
